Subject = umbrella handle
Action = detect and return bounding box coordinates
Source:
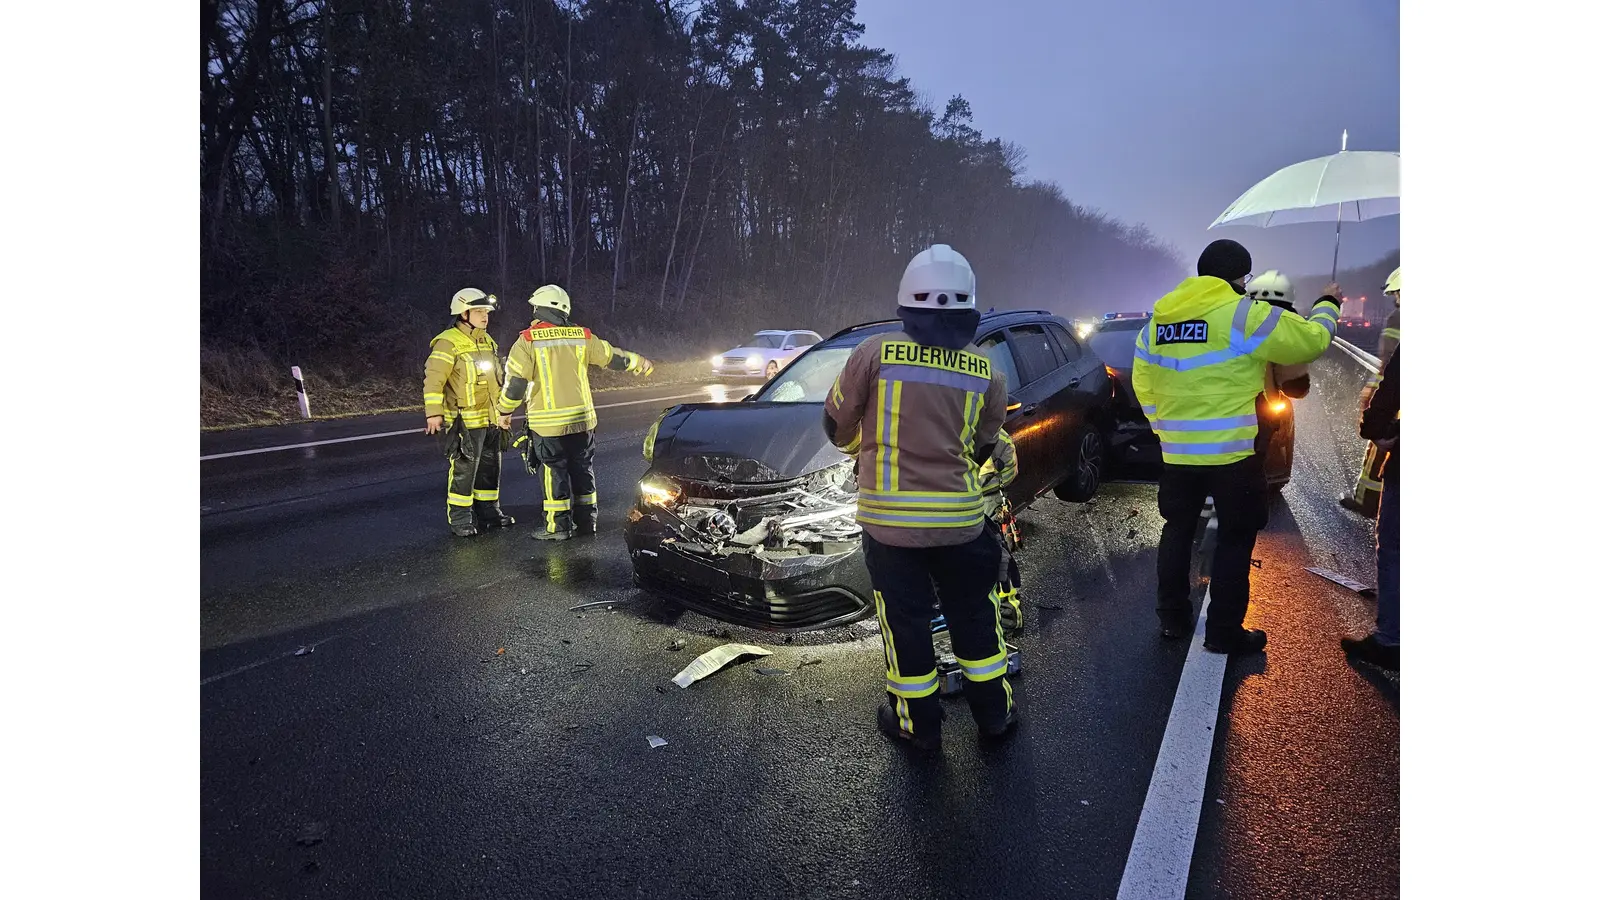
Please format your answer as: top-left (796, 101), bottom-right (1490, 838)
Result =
top-left (1331, 202), bottom-right (1344, 282)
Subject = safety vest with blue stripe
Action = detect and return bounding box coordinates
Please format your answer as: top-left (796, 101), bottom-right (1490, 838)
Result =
top-left (1132, 277), bottom-right (1339, 466)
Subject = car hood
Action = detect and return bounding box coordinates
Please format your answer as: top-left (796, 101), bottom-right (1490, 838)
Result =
top-left (720, 345), bottom-right (775, 356)
top-left (649, 402), bottom-right (847, 483)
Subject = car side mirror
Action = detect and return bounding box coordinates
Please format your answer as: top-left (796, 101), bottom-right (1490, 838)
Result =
top-left (741, 392), bottom-right (757, 402)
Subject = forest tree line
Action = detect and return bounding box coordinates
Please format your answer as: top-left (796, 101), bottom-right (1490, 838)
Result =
top-left (201, 0), bottom-right (1187, 380)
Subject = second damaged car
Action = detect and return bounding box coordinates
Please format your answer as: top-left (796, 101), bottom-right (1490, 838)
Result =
top-left (623, 310), bottom-right (1117, 631)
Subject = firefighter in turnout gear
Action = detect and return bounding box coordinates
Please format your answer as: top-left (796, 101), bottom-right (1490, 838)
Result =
top-left (979, 429), bottom-right (1024, 634)
top-left (1341, 266), bottom-right (1400, 518)
top-left (496, 285), bottom-right (654, 540)
top-left (423, 288), bottom-right (514, 537)
top-left (1132, 240), bottom-right (1341, 654)
top-left (1248, 271), bottom-right (1312, 462)
top-left (824, 244), bottom-right (1018, 750)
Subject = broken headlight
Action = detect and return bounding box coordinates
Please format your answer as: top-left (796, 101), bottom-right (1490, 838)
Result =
top-left (639, 478), bottom-right (680, 508)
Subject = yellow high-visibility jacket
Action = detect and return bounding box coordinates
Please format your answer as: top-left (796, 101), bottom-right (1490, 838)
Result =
top-left (497, 318), bottom-right (649, 437)
top-left (422, 323), bottom-right (503, 429)
top-left (1133, 277), bottom-right (1339, 466)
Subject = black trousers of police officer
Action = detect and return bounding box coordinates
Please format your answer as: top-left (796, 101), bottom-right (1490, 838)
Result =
top-left (532, 430), bottom-right (597, 534)
top-left (445, 420), bottom-right (503, 529)
top-left (1156, 454), bottom-right (1270, 639)
top-left (863, 529), bottom-right (1014, 738)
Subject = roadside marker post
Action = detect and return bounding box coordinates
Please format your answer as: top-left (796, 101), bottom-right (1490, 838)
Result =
top-left (291, 366), bottom-right (311, 418)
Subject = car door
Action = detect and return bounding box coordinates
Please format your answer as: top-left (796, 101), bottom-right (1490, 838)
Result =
top-left (974, 328), bottom-right (1049, 501)
top-left (779, 332), bottom-right (801, 367)
top-left (1045, 321), bottom-right (1111, 425)
top-left (1003, 322), bottom-right (1085, 495)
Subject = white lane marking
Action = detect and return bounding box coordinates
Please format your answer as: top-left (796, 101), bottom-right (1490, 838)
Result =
top-left (1116, 587), bottom-right (1228, 900)
top-left (199, 631), bottom-right (351, 686)
top-left (1332, 337), bottom-right (1380, 373)
top-left (199, 392), bottom-right (709, 461)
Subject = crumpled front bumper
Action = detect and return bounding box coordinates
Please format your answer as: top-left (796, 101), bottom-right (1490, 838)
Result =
top-left (623, 507), bottom-right (873, 631)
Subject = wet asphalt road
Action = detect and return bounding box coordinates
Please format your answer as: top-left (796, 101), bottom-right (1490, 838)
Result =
top-left (201, 356), bottom-right (1397, 900)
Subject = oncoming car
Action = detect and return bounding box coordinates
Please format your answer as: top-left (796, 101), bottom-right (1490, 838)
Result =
top-left (710, 330), bottom-right (824, 380)
top-left (625, 309), bottom-right (1118, 631)
top-left (1086, 313), bottom-right (1297, 490)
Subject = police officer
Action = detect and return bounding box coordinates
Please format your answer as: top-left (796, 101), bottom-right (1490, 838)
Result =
top-left (824, 244), bottom-right (1017, 749)
top-left (1132, 240), bottom-right (1342, 654)
top-left (423, 288), bottom-right (514, 537)
top-left (1341, 266), bottom-right (1401, 517)
top-left (495, 285), bottom-right (654, 540)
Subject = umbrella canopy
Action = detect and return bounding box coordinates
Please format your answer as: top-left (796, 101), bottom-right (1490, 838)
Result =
top-left (1210, 150), bottom-right (1400, 229)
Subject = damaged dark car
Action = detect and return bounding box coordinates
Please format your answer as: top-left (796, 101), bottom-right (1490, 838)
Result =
top-left (623, 309), bottom-right (1118, 631)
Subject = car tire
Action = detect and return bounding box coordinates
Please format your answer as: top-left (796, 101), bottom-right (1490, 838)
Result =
top-left (765, 361), bottom-right (779, 379)
top-left (1054, 426), bottom-right (1105, 503)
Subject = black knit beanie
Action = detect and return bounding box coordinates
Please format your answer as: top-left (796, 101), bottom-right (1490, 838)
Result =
top-left (1197, 239), bottom-right (1252, 282)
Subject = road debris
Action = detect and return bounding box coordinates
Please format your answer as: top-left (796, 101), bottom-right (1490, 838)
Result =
top-left (1080, 800), bottom-right (1091, 806)
top-left (754, 667), bottom-right (790, 676)
top-left (1305, 567), bottom-right (1377, 598)
top-left (294, 646), bottom-right (313, 657)
top-left (496, 647), bottom-right (506, 655)
top-left (519, 668), bottom-right (527, 675)
top-left (1250, 559), bottom-right (1262, 569)
top-left (671, 643), bottom-right (772, 688)
top-left (646, 735), bottom-right (668, 749)
top-left (666, 639), bottom-right (686, 652)
top-left (797, 657), bottom-right (823, 669)
top-left (570, 599), bottom-right (632, 612)
top-left (1127, 529), bottom-right (1137, 540)
top-left (1125, 509), bottom-right (1139, 519)
top-left (297, 822), bottom-right (329, 846)
top-left (572, 662), bottom-right (593, 672)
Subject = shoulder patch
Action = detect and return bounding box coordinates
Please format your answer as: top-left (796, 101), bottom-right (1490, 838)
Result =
top-left (1154, 320), bottom-right (1211, 345)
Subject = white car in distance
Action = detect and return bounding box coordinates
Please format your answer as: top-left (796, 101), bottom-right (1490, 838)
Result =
top-left (710, 330), bottom-right (823, 380)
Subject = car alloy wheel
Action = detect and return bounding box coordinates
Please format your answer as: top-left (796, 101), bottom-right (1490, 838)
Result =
top-left (1054, 427), bottom-right (1104, 503)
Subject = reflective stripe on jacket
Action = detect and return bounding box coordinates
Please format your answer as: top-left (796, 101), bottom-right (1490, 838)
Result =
top-left (1367, 307), bottom-right (1401, 389)
top-left (824, 332), bottom-right (1007, 548)
top-left (422, 324), bottom-right (503, 429)
top-left (497, 319), bottom-right (647, 437)
top-left (979, 429), bottom-right (1017, 518)
top-left (1132, 276), bottom-right (1339, 466)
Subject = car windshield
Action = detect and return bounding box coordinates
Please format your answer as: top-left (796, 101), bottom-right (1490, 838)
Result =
top-left (746, 333), bottom-right (787, 349)
top-left (758, 347), bottom-right (854, 402)
top-left (1087, 321), bottom-right (1144, 370)
top-left (756, 323), bottom-right (897, 402)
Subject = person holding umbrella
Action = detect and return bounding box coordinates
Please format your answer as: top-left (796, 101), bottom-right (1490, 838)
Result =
top-left (1133, 239), bottom-right (1343, 653)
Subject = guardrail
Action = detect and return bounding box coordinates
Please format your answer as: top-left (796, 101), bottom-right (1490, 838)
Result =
top-left (1332, 336), bottom-right (1380, 374)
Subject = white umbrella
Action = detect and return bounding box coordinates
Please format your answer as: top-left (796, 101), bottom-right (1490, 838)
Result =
top-left (1209, 131), bottom-right (1399, 278)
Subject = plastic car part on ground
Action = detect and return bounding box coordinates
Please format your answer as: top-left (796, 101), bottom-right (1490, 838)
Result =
top-left (1305, 567), bottom-right (1378, 599)
top-left (670, 642), bottom-right (773, 688)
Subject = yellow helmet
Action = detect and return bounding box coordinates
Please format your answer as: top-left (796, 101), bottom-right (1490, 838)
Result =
top-left (529, 284), bottom-right (572, 317)
top-left (450, 288), bottom-right (498, 316)
top-left (1384, 267), bottom-right (1401, 296)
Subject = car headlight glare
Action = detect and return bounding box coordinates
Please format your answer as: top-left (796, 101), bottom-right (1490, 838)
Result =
top-left (639, 479), bottom-right (680, 507)
top-left (711, 354), bottom-right (723, 366)
top-left (747, 353), bottom-right (763, 367)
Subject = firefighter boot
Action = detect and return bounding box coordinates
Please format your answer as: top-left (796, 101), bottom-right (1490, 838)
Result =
top-left (877, 697), bottom-right (943, 752)
top-left (475, 504), bottom-right (516, 529)
top-left (449, 508), bottom-right (481, 538)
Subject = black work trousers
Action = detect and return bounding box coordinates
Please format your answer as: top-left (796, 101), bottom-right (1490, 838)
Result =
top-left (445, 422), bottom-right (503, 529)
top-left (862, 530), bottom-right (1014, 739)
top-left (1156, 455), bottom-right (1269, 638)
top-left (532, 431), bottom-right (597, 533)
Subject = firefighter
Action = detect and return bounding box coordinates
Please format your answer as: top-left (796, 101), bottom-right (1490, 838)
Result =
top-left (495, 285), bottom-right (654, 540)
top-left (423, 288), bottom-right (514, 537)
top-left (979, 429), bottom-right (1024, 633)
top-left (1133, 239), bottom-right (1342, 654)
top-left (1247, 271), bottom-right (1313, 461)
top-left (824, 243), bottom-right (1018, 749)
top-left (1341, 266), bottom-right (1400, 518)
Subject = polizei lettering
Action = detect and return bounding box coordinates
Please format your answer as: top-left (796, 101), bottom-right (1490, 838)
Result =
top-left (1154, 320), bottom-right (1210, 345)
top-left (879, 341), bottom-right (992, 378)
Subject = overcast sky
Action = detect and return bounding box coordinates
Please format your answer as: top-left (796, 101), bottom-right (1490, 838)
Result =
top-left (853, 0), bottom-right (1400, 280)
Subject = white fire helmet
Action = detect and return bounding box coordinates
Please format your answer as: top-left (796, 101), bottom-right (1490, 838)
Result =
top-left (897, 244), bottom-right (976, 310)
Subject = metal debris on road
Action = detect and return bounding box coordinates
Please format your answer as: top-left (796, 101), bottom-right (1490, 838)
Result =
top-left (572, 662), bottom-right (594, 672)
top-left (754, 667), bottom-right (790, 676)
top-left (1305, 567), bottom-right (1376, 597)
top-left (294, 646), bottom-right (313, 657)
top-left (671, 643), bottom-right (772, 688)
top-left (666, 639), bottom-right (686, 652)
top-left (297, 822), bottom-right (329, 846)
top-left (569, 599), bottom-right (633, 612)
top-left (647, 735), bottom-right (668, 749)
